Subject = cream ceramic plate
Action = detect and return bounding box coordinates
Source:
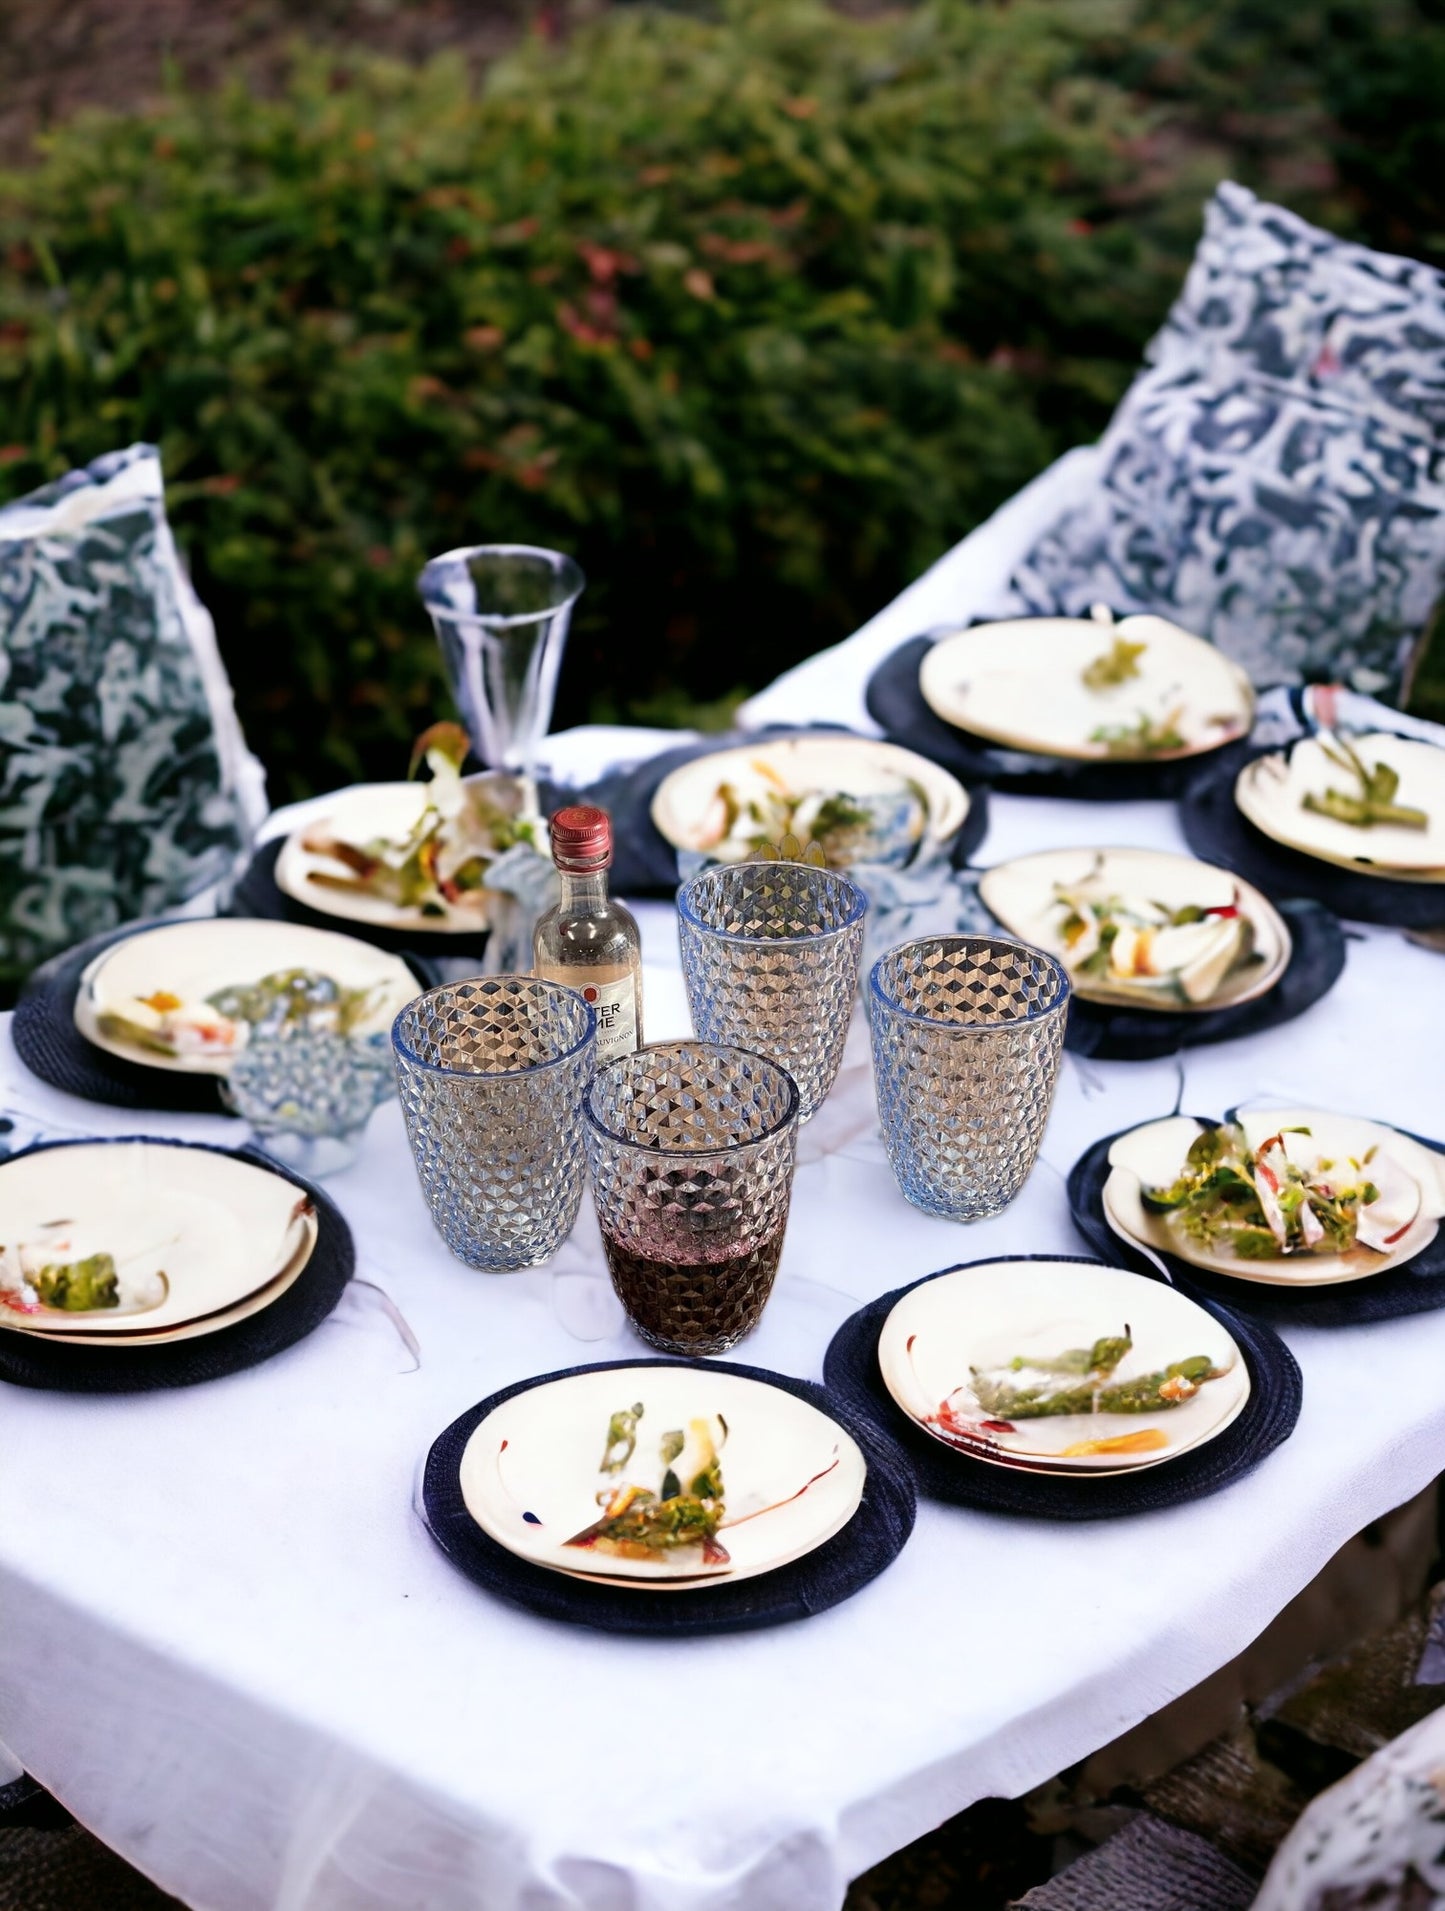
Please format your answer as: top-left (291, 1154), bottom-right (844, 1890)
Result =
top-left (0, 1143), bottom-right (313, 1334)
top-left (651, 733), bottom-right (969, 866)
top-left (458, 1365), bottom-right (867, 1588)
top-left (1235, 734), bottom-right (1445, 881)
top-left (76, 918), bottom-right (420, 1076)
top-left (978, 847), bottom-right (1290, 1012)
top-left (274, 780), bottom-right (535, 932)
top-left (1105, 1110), bottom-right (1445, 1287)
top-left (919, 613), bottom-right (1254, 763)
top-left (6, 1210), bottom-right (319, 1346)
top-left (878, 1258), bottom-right (1249, 1473)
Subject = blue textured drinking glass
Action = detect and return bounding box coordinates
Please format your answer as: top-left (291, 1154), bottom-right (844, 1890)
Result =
top-left (869, 935), bottom-right (1070, 1221)
top-left (677, 862), bottom-right (867, 1122)
top-left (392, 977), bottom-right (596, 1270)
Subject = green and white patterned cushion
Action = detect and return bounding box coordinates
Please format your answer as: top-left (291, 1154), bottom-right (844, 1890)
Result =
top-left (0, 445), bottom-right (266, 981)
top-left (995, 183), bottom-right (1445, 701)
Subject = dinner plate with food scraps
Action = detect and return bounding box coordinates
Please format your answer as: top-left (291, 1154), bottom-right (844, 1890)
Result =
top-left (1234, 731), bottom-right (1445, 882)
top-left (917, 609), bottom-right (1254, 764)
top-left (0, 1142), bottom-right (314, 1336)
top-left (1104, 1110), bottom-right (1445, 1288)
top-left (978, 847), bottom-right (1290, 1014)
top-left (274, 724), bottom-right (548, 933)
top-left (13, 1207), bottom-right (320, 1347)
top-left (457, 1364), bottom-right (867, 1588)
top-left (650, 733), bottom-right (969, 870)
top-left (877, 1258), bottom-right (1250, 1475)
top-left (74, 918), bottom-right (421, 1077)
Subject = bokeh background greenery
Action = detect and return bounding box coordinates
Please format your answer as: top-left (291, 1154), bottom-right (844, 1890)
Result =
top-left (2, 0), bottom-right (1443, 801)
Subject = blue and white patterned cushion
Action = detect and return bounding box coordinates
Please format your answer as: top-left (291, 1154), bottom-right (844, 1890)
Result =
top-left (0, 445), bottom-right (267, 980)
top-left (995, 182), bottom-right (1445, 701)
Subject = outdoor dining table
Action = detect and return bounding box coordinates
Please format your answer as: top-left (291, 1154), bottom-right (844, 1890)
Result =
top-left (3, 599), bottom-right (1445, 1910)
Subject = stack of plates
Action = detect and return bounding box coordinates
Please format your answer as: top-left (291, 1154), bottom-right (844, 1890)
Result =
top-left (1235, 732), bottom-right (1445, 887)
top-left (451, 1364), bottom-right (868, 1595)
top-left (918, 612), bottom-right (1254, 767)
top-left (0, 1142), bottom-right (318, 1352)
top-left (876, 1258), bottom-right (1250, 1480)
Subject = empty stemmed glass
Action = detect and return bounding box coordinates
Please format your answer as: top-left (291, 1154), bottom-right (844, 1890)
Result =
top-left (418, 544), bottom-right (585, 775)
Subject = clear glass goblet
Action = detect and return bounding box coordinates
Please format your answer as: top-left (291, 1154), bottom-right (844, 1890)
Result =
top-left (417, 544), bottom-right (585, 774)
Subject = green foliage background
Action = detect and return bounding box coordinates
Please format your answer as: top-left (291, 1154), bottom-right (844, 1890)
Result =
top-left (1, 0), bottom-right (1443, 800)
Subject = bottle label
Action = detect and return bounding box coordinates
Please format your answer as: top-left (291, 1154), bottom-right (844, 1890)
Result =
top-left (579, 973), bottom-right (638, 1065)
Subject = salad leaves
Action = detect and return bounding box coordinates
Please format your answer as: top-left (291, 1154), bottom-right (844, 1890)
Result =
top-left (1089, 708), bottom-right (1187, 758)
top-left (1081, 636), bottom-right (1146, 692)
top-left (568, 1405), bottom-right (730, 1561)
top-left (1301, 734), bottom-right (1428, 832)
top-left (1143, 1123), bottom-right (1394, 1259)
top-left (302, 724), bottom-right (545, 917)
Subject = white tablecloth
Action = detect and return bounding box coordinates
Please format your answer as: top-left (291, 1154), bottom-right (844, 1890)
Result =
top-left (3, 722), bottom-right (1445, 1910)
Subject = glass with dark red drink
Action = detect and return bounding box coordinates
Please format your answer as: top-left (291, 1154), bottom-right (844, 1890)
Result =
top-left (582, 1041), bottom-right (801, 1355)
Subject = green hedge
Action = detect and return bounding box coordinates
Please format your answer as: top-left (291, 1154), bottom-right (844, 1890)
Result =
top-left (1, 0), bottom-right (1442, 798)
top-left (0, 1), bottom-right (1185, 797)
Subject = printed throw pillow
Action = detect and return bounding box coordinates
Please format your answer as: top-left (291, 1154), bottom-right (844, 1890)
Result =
top-left (995, 182), bottom-right (1445, 701)
top-left (0, 444), bottom-right (267, 981)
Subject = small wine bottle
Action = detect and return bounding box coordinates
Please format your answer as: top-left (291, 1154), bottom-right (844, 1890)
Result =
top-left (533, 805), bottom-right (643, 1066)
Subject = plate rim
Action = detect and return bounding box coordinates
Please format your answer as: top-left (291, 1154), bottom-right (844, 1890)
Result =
top-left (918, 616), bottom-right (1255, 764)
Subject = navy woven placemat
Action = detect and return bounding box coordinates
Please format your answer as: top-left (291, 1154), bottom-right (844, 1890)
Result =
top-left (12, 920), bottom-right (436, 1114)
top-left (823, 1256), bottom-right (1300, 1519)
top-left (423, 1356), bottom-right (916, 1635)
top-left (1063, 898), bottom-right (1346, 1061)
top-left (865, 635), bottom-right (1256, 800)
top-left (1181, 749), bottom-right (1445, 929)
top-left (228, 837), bottom-right (498, 961)
top-left (0, 1137), bottom-right (355, 1392)
top-left (1068, 1123), bottom-right (1445, 1327)
top-left (544, 728), bottom-right (990, 898)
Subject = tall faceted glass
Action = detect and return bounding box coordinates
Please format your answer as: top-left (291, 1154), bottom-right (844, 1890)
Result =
top-left (418, 545), bottom-right (585, 774)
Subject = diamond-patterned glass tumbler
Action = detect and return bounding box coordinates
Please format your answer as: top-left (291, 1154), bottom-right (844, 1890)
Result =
top-left (392, 978), bottom-right (596, 1270)
top-left (869, 936), bottom-right (1070, 1221)
top-left (583, 1041), bottom-right (801, 1354)
top-left (677, 863), bottom-right (866, 1122)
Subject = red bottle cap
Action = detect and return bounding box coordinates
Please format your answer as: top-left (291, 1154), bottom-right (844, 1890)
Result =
top-left (550, 805), bottom-right (613, 872)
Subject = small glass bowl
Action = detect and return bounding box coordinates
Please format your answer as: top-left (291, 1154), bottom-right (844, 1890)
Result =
top-left (222, 1028), bottom-right (396, 1178)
